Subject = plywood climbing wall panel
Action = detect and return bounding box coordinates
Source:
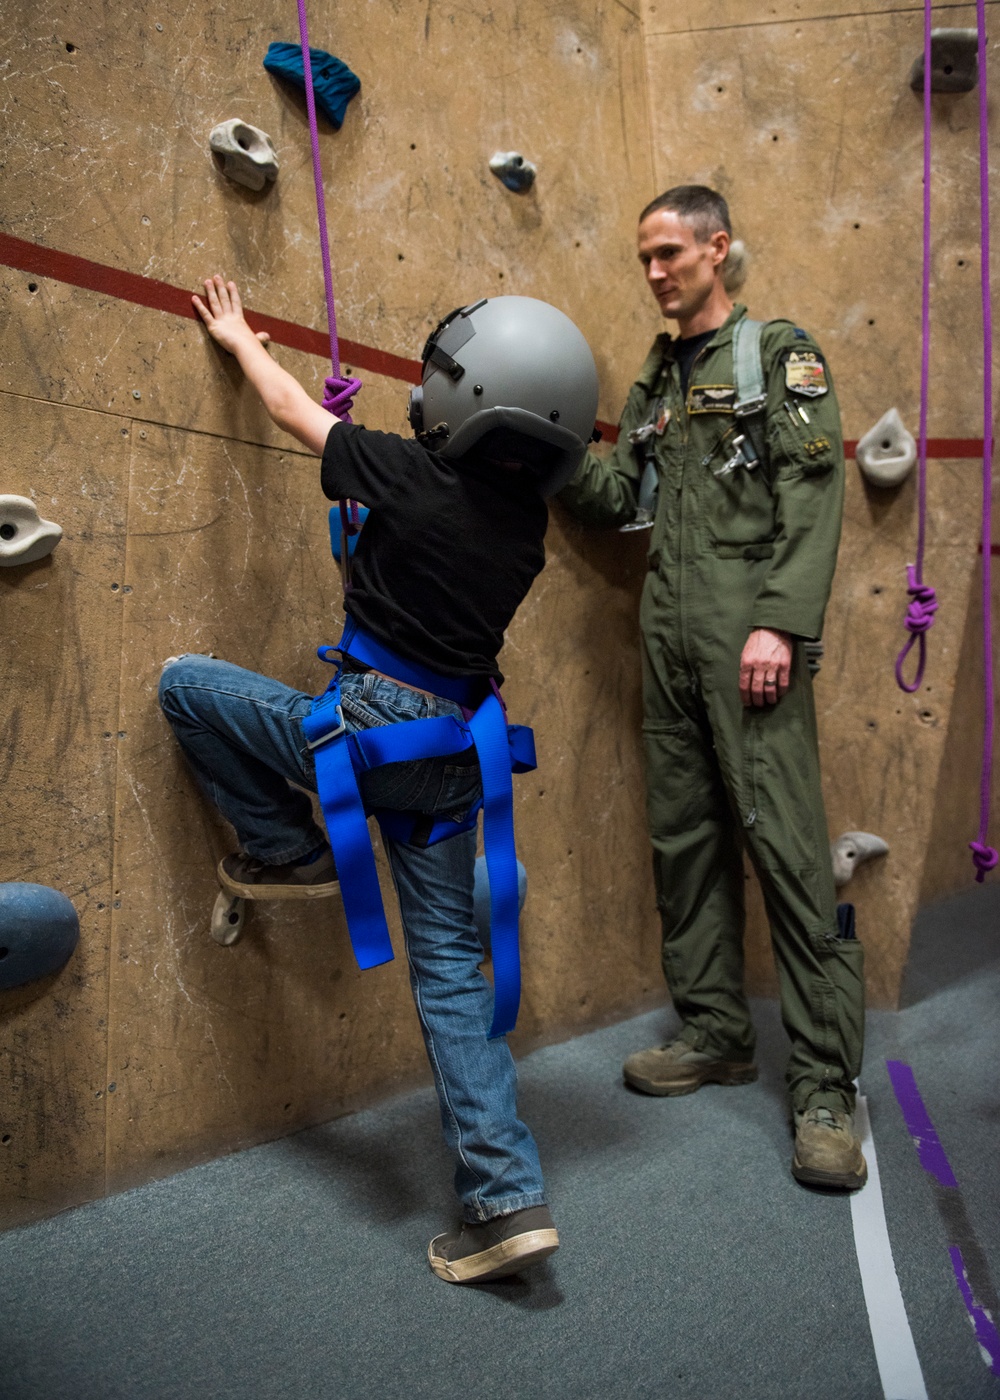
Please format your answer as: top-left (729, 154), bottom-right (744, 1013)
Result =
top-left (0, 396), bottom-right (130, 1227)
top-left (641, 2), bottom-right (1000, 1005)
top-left (2, 0), bottom-right (659, 1222)
top-left (105, 422), bottom-right (427, 1188)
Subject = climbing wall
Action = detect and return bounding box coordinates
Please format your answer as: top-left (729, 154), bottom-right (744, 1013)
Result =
top-left (0, 0), bottom-right (657, 1226)
top-left (640, 0), bottom-right (1000, 1003)
top-left (3, 0), bottom-right (998, 1231)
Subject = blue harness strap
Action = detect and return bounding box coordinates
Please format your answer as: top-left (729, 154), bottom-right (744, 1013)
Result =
top-left (302, 622), bottom-right (535, 1038)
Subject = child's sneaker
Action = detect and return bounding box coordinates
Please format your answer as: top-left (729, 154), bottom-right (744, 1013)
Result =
top-left (217, 847), bottom-right (339, 899)
top-left (428, 1205), bottom-right (559, 1283)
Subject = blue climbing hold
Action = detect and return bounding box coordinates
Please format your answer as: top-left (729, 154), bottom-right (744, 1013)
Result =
top-left (0, 883), bottom-right (80, 990)
top-left (473, 855), bottom-right (527, 954)
top-left (263, 43), bottom-right (361, 130)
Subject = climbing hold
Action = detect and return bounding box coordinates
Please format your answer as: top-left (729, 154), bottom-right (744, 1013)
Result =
top-left (263, 43), bottom-right (361, 130)
top-left (909, 29), bottom-right (978, 93)
top-left (0, 495), bottom-right (62, 566)
top-left (856, 408), bottom-right (917, 488)
top-left (209, 119), bottom-right (278, 192)
top-left (722, 238), bottom-right (750, 294)
top-left (830, 832), bottom-right (889, 888)
top-left (489, 151), bottom-right (537, 194)
top-left (210, 890), bottom-right (245, 945)
top-left (0, 883), bottom-right (79, 990)
top-left (473, 855), bottom-right (527, 954)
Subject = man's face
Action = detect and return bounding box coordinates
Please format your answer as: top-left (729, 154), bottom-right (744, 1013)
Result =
top-left (637, 208), bottom-right (728, 323)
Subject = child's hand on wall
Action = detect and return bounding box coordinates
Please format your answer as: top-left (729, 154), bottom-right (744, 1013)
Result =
top-left (192, 275), bottom-right (271, 355)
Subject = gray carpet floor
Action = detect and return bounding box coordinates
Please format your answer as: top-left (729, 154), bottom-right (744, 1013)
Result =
top-left (1, 885), bottom-right (998, 1400)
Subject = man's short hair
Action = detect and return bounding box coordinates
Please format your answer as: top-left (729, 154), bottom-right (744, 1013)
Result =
top-left (639, 185), bottom-right (732, 242)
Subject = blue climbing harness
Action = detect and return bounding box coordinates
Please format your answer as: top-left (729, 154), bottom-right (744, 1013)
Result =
top-left (301, 619), bottom-right (536, 1039)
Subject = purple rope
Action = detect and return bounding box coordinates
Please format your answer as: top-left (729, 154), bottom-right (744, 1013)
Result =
top-left (295, 0), bottom-right (362, 422)
top-left (970, 0), bottom-right (998, 882)
top-left (896, 0), bottom-right (938, 695)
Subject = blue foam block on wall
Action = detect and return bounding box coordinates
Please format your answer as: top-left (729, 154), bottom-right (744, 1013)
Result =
top-left (473, 856), bottom-right (527, 954)
top-left (0, 883), bottom-right (80, 989)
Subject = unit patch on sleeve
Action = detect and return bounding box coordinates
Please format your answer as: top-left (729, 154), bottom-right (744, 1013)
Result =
top-left (687, 384), bottom-right (736, 414)
top-left (784, 352), bottom-right (829, 397)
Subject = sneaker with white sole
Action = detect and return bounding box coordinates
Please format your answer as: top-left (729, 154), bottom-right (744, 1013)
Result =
top-left (428, 1205), bottom-right (559, 1284)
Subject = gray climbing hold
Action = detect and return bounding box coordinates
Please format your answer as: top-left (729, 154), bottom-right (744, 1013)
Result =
top-left (722, 238), bottom-right (750, 294)
top-left (831, 831), bottom-right (889, 888)
top-left (856, 408), bottom-right (917, 488)
top-left (0, 495), bottom-right (62, 566)
top-left (210, 119), bottom-right (279, 191)
top-left (489, 151), bottom-right (536, 194)
top-left (909, 29), bottom-right (978, 94)
top-left (0, 883), bottom-right (80, 989)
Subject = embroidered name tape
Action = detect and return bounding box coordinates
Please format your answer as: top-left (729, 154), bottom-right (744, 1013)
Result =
top-left (688, 384), bottom-right (736, 414)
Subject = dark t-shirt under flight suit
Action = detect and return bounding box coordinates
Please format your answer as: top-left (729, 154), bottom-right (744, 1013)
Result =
top-left (560, 302), bottom-right (864, 1114)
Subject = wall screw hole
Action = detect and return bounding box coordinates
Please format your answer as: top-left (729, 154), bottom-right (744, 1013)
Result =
top-left (28, 282), bottom-right (38, 293)
top-left (65, 42), bottom-right (75, 52)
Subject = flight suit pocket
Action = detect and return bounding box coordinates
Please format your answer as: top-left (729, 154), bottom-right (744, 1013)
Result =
top-left (772, 415), bottom-right (835, 478)
top-left (711, 541), bottom-right (775, 560)
top-left (642, 718), bottom-right (715, 834)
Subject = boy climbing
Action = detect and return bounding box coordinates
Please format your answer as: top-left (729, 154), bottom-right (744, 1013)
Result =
top-left (159, 275), bottom-right (599, 1283)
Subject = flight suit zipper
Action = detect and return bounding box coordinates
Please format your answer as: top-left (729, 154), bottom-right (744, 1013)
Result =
top-left (677, 340), bottom-right (717, 692)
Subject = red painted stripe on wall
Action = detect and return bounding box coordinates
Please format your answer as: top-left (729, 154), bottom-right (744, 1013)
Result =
top-left (4, 232), bottom-right (993, 456)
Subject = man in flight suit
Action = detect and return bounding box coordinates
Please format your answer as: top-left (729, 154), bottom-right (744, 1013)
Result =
top-left (561, 186), bottom-right (866, 1189)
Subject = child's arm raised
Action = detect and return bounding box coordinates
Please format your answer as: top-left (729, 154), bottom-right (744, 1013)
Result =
top-left (193, 275), bottom-right (338, 457)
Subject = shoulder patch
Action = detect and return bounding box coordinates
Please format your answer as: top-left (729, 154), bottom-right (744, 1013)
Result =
top-left (785, 351), bottom-right (829, 397)
top-left (794, 327), bottom-right (809, 340)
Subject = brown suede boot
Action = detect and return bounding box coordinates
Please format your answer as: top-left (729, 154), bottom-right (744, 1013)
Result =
top-left (792, 1106), bottom-right (868, 1190)
top-left (623, 1038), bottom-right (758, 1097)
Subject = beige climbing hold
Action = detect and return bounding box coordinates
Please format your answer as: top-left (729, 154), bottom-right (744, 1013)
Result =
top-left (722, 239), bottom-right (749, 294)
top-left (831, 831), bottom-right (890, 888)
top-left (210, 119), bottom-right (278, 192)
top-left (856, 408), bottom-right (917, 488)
top-left (0, 495), bottom-right (62, 566)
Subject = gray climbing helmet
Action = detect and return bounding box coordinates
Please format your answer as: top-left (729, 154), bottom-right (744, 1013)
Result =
top-left (407, 296), bottom-right (600, 496)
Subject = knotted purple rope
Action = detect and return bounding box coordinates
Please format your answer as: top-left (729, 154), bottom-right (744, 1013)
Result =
top-left (896, 0), bottom-right (937, 697)
top-left (894, 565), bottom-right (939, 692)
top-left (323, 374), bottom-right (362, 419)
top-left (970, 0), bottom-right (997, 882)
top-left (296, 0), bottom-right (363, 424)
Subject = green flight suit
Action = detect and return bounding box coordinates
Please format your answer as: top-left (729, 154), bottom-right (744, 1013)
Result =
top-left (561, 304), bottom-right (864, 1112)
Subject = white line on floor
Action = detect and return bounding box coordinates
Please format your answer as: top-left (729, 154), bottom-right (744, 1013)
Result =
top-left (851, 1093), bottom-right (929, 1400)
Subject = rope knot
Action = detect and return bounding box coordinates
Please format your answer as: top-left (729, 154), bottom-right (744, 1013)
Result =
top-left (323, 374), bottom-right (363, 423)
top-left (969, 841), bottom-right (999, 883)
top-left (903, 564), bottom-right (938, 634)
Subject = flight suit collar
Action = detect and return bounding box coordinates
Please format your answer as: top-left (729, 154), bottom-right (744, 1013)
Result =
top-left (635, 303), bottom-right (749, 389)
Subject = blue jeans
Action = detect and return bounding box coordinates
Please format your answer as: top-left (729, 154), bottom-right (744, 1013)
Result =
top-left (158, 655), bottom-right (546, 1222)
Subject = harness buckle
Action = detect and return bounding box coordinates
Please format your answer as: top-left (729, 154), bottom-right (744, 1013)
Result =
top-left (306, 703), bottom-right (347, 750)
top-left (734, 394), bottom-right (767, 419)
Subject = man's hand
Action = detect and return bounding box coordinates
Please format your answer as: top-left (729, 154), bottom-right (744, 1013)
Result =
top-left (739, 628), bottom-right (792, 708)
top-left (192, 275), bottom-right (271, 355)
